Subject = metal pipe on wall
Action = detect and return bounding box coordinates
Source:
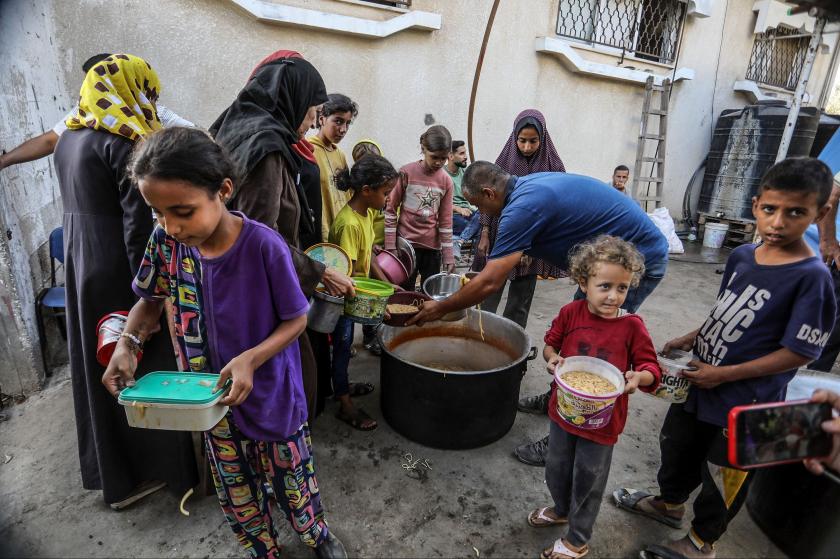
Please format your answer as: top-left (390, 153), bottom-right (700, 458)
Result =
top-left (467, 0), bottom-right (501, 163)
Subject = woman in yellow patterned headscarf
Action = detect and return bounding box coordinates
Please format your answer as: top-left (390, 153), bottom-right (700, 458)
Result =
top-left (54, 52), bottom-right (199, 507)
top-left (65, 53), bottom-right (161, 141)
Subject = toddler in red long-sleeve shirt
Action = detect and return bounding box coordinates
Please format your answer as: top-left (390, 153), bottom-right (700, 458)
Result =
top-left (531, 235), bottom-right (661, 559)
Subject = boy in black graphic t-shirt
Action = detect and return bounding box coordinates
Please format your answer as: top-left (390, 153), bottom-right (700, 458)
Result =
top-left (614, 158), bottom-right (837, 559)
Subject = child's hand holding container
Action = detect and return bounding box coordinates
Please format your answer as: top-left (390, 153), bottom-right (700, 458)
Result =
top-left (623, 369), bottom-right (655, 394)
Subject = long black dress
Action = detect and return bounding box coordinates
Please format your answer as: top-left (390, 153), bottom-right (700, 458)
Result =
top-left (54, 128), bottom-right (198, 504)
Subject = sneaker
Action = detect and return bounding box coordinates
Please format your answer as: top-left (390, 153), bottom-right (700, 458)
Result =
top-left (362, 332), bottom-right (375, 347)
top-left (364, 337), bottom-right (383, 356)
top-left (518, 389), bottom-right (551, 415)
top-left (513, 435), bottom-right (549, 466)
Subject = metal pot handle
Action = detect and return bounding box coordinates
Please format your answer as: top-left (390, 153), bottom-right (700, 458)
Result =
top-left (527, 346), bottom-right (538, 361)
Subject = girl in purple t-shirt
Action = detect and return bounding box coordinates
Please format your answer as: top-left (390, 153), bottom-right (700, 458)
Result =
top-left (102, 128), bottom-right (346, 559)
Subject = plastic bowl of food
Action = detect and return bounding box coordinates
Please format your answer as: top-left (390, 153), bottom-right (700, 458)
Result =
top-left (553, 356), bottom-right (624, 430)
top-left (344, 278), bottom-right (395, 325)
top-left (118, 372), bottom-right (229, 431)
top-left (383, 291), bottom-right (431, 327)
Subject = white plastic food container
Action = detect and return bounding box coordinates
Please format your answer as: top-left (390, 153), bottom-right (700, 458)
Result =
top-left (118, 372), bottom-right (229, 431)
top-left (554, 356), bottom-right (625, 430)
top-left (652, 349), bottom-right (695, 403)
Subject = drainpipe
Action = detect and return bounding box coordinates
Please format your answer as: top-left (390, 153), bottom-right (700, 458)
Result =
top-left (775, 17), bottom-right (826, 162)
top-left (467, 0), bottom-right (501, 163)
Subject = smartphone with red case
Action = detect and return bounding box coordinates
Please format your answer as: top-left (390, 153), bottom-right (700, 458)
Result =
top-left (728, 399), bottom-right (833, 469)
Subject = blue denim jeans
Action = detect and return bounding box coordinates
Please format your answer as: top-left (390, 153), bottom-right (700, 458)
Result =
top-left (453, 212), bottom-right (470, 237)
top-left (573, 255), bottom-right (667, 313)
top-left (330, 316), bottom-right (354, 397)
top-left (460, 212), bottom-right (481, 241)
top-left (454, 212), bottom-right (480, 260)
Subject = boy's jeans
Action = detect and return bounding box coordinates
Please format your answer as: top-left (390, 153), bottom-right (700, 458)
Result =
top-left (453, 212), bottom-right (480, 260)
top-left (330, 316), bottom-right (354, 397)
top-left (657, 403), bottom-right (753, 545)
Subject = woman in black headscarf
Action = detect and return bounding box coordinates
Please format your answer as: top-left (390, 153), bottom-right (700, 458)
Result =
top-left (210, 56), bottom-right (355, 418)
top-left (210, 54), bottom-right (350, 558)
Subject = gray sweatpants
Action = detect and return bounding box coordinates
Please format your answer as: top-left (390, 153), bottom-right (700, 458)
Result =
top-left (545, 421), bottom-right (614, 547)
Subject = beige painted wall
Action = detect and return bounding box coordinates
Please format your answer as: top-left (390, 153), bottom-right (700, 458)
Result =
top-left (1, 0), bottom-right (837, 392)
top-left (48, 0), bottom-right (838, 211)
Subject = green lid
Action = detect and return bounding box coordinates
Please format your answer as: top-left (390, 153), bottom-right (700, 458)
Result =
top-left (354, 278), bottom-right (395, 297)
top-left (119, 372), bottom-right (225, 405)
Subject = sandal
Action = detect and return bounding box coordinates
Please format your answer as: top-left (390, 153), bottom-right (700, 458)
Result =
top-left (613, 488), bottom-right (684, 529)
top-left (348, 382), bottom-right (375, 397)
top-left (639, 535), bottom-right (716, 559)
top-left (336, 407), bottom-right (378, 431)
top-left (541, 539), bottom-right (589, 559)
top-left (639, 545), bottom-right (690, 559)
top-left (527, 507), bottom-right (568, 527)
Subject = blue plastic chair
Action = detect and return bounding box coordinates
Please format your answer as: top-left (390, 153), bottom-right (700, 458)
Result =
top-left (35, 227), bottom-right (66, 376)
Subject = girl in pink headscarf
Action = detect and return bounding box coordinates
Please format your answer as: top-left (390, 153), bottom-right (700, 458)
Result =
top-left (476, 109), bottom-right (567, 329)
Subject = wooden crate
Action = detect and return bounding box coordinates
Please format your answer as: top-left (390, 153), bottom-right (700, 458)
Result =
top-left (697, 214), bottom-right (756, 248)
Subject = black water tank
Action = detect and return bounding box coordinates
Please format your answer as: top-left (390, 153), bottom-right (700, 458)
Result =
top-left (698, 101), bottom-right (820, 221)
top-left (746, 463), bottom-right (840, 558)
top-left (810, 112), bottom-right (840, 157)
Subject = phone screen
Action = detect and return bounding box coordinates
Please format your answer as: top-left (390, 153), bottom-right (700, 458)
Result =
top-left (735, 401), bottom-right (833, 467)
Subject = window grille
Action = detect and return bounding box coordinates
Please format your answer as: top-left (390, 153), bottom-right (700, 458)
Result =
top-left (745, 26), bottom-right (810, 91)
top-left (556, 0), bottom-right (686, 65)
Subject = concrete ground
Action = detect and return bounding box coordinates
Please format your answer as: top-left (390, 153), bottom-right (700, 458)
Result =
top-left (0, 256), bottom-right (785, 558)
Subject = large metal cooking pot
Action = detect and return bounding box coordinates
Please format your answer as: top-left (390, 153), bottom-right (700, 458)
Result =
top-left (378, 309), bottom-right (536, 449)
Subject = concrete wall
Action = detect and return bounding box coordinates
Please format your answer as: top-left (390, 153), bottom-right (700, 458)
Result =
top-left (0, 0), bottom-right (837, 393)
top-left (0, 0), bottom-right (72, 394)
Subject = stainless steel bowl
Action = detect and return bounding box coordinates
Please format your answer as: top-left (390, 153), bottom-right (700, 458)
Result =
top-left (422, 273), bottom-right (462, 299)
top-left (396, 237), bottom-right (416, 277)
top-left (422, 273), bottom-right (467, 321)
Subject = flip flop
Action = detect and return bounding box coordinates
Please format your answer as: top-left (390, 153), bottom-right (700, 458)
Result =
top-left (336, 407), bottom-right (378, 431)
top-left (527, 507), bottom-right (568, 527)
top-left (348, 382), bottom-right (375, 397)
top-left (639, 544), bottom-right (690, 559)
top-left (541, 539), bottom-right (589, 559)
top-left (613, 488), bottom-right (683, 529)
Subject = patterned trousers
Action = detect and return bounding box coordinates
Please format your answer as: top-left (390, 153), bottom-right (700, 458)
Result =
top-left (205, 415), bottom-right (329, 558)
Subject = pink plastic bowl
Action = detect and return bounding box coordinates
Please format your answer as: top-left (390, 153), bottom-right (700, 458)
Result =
top-left (375, 249), bottom-right (409, 285)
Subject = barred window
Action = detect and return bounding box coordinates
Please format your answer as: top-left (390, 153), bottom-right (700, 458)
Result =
top-left (556, 0), bottom-right (686, 65)
top-left (745, 26), bottom-right (809, 91)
